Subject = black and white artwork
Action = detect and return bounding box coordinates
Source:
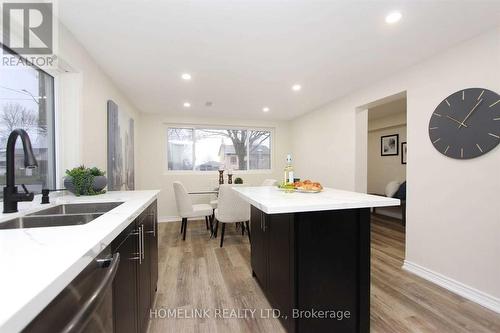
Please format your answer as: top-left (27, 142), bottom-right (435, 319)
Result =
top-left (401, 142), bottom-right (407, 164)
top-left (107, 100), bottom-right (135, 190)
top-left (380, 134), bottom-right (399, 156)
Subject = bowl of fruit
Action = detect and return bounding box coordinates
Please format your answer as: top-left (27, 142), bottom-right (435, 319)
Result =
top-left (278, 180), bottom-right (323, 193)
top-left (293, 180), bottom-right (323, 193)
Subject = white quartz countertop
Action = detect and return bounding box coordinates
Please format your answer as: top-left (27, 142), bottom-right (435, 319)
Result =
top-left (0, 190), bottom-right (160, 333)
top-left (233, 186), bottom-right (400, 214)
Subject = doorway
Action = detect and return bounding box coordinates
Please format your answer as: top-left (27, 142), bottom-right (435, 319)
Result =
top-left (367, 96), bottom-right (407, 222)
top-left (354, 91), bottom-right (407, 225)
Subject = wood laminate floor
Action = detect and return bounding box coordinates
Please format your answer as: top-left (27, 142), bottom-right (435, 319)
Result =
top-left (149, 215), bottom-right (500, 333)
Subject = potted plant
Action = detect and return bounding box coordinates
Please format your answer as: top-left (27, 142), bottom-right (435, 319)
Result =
top-left (64, 165), bottom-right (107, 196)
top-left (234, 177), bottom-right (243, 184)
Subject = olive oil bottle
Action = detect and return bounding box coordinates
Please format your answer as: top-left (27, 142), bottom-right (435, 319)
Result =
top-left (283, 154), bottom-right (294, 185)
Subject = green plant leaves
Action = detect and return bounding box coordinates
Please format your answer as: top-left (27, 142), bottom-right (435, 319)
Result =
top-left (65, 165), bottom-right (106, 196)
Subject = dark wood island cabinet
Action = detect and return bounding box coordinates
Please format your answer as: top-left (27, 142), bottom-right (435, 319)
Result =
top-left (236, 187), bottom-right (400, 333)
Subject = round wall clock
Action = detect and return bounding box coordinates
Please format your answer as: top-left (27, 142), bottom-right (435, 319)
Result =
top-left (428, 88), bottom-right (500, 159)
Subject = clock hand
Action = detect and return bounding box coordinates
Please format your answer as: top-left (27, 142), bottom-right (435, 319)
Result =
top-left (446, 115), bottom-right (468, 128)
top-left (459, 98), bottom-right (483, 129)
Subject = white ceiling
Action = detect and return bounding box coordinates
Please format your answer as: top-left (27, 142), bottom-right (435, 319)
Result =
top-left (58, 0), bottom-right (500, 120)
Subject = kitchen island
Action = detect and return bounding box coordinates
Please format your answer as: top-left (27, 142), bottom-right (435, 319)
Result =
top-left (233, 186), bottom-right (400, 333)
top-left (0, 190), bottom-right (159, 333)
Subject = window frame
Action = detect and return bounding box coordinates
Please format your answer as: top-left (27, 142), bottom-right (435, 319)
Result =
top-left (0, 43), bottom-right (57, 193)
top-left (165, 124), bottom-right (274, 175)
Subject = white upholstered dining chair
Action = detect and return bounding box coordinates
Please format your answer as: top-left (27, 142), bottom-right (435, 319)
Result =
top-left (213, 184), bottom-right (250, 247)
top-left (173, 181), bottom-right (213, 241)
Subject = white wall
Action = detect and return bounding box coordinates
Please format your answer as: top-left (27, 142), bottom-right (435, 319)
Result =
top-left (291, 28), bottom-right (500, 306)
top-left (368, 111), bottom-right (406, 131)
top-left (367, 113), bottom-right (407, 194)
top-left (136, 114), bottom-right (291, 219)
top-left (56, 24), bottom-right (141, 180)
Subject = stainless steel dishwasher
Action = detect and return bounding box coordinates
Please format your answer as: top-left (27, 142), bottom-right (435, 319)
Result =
top-left (22, 247), bottom-right (120, 333)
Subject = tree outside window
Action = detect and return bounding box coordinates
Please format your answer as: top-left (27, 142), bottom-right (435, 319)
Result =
top-left (167, 127), bottom-right (271, 171)
top-left (0, 57), bottom-right (56, 196)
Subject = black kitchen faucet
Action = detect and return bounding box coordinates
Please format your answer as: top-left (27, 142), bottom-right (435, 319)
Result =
top-left (3, 129), bottom-right (38, 213)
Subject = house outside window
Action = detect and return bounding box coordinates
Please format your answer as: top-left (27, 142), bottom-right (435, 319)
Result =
top-left (166, 126), bottom-right (272, 172)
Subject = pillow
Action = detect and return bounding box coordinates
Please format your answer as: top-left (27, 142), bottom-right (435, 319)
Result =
top-left (385, 181), bottom-right (400, 198)
top-left (394, 181), bottom-right (406, 200)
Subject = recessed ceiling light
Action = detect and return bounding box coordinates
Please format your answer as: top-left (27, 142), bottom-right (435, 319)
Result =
top-left (183, 102), bottom-right (191, 108)
top-left (385, 11), bottom-right (402, 24)
top-left (292, 84), bottom-right (302, 92)
top-left (181, 73), bottom-right (192, 80)
top-left (262, 107), bottom-right (270, 112)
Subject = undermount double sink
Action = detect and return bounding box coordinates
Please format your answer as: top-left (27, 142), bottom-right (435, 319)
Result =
top-left (0, 202), bottom-right (123, 230)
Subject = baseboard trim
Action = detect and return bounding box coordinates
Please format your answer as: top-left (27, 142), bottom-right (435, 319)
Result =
top-left (159, 216), bottom-right (180, 223)
top-left (403, 260), bottom-right (500, 314)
